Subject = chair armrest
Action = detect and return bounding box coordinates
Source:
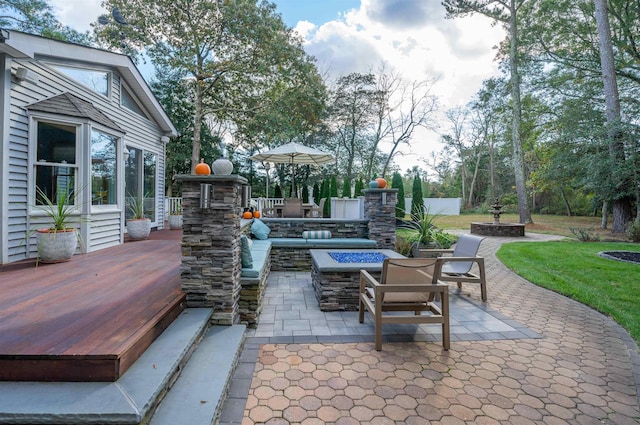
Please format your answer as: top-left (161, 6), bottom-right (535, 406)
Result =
top-left (360, 269), bottom-right (380, 292)
top-left (438, 256), bottom-right (484, 264)
top-left (418, 248), bottom-right (454, 258)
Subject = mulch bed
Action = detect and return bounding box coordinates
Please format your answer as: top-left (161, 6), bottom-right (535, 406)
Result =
top-left (599, 251), bottom-right (640, 264)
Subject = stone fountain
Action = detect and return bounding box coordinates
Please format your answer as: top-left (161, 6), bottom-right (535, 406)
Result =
top-left (470, 198), bottom-right (525, 237)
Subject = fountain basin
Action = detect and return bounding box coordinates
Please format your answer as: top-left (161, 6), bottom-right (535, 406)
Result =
top-left (471, 222), bottom-right (525, 237)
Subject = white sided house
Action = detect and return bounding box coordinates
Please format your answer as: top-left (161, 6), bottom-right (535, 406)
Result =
top-left (0, 30), bottom-right (177, 265)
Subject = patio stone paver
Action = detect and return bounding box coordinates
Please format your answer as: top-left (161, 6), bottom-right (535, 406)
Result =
top-left (220, 233), bottom-right (640, 425)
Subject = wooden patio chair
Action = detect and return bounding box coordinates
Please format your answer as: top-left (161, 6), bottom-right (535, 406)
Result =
top-left (282, 197), bottom-right (303, 218)
top-left (309, 198), bottom-right (326, 218)
top-left (359, 258), bottom-right (450, 351)
top-left (418, 234), bottom-right (487, 302)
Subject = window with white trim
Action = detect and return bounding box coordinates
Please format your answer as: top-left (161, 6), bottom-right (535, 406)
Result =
top-left (34, 121), bottom-right (78, 206)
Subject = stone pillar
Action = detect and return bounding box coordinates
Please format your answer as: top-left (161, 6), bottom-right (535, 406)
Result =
top-left (364, 188), bottom-right (398, 250)
top-left (175, 174), bottom-right (247, 325)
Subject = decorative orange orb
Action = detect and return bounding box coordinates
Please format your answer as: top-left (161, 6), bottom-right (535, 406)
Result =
top-left (253, 211), bottom-right (261, 218)
top-left (195, 159), bottom-right (211, 175)
top-left (375, 177), bottom-right (387, 188)
top-left (243, 211), bottom-right (253, 219)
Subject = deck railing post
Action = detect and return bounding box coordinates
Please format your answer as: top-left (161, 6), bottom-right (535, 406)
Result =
top-left (175, 174), bottom-right (247, 326)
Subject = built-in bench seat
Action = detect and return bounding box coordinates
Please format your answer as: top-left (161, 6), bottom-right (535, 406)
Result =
top-left (268, 237), bottom-right (378, 271)
top-left (239, 240), bottom-right (271, 327)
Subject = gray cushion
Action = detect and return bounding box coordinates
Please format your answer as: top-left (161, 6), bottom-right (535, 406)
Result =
top-left (251, 218), bottom-right (271, 240)
top-left (240, 235), bottom-right (253, 268)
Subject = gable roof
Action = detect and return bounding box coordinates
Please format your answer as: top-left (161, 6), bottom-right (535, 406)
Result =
top-left (26, 92), bottom-right (124, 132)
top-left (0, 30), bottom-right (176, 137)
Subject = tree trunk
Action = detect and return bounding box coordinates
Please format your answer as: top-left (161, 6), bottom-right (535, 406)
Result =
top-left (601, 200), bottom-right (608, 229)
top-left (594, 0), bottom-right (633, 232)
top-left (509, 0), bottom-right (533, 224)
top-left (191, 74), bottom-right (204, 174)
top-left (559, 187), bottom-right (572, 216)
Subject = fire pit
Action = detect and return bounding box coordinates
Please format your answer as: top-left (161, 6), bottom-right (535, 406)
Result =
top-left (310, 249), bottom-right (405, 311)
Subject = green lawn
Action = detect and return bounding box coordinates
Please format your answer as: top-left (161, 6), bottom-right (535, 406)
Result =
top-left (496, 240), bottom-right (640, 344)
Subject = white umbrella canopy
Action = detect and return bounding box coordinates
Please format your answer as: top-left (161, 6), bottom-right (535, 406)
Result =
top-left (250, 142), bottom-right (335, 197)
top-left (249, 142), bottom-right (335, 165)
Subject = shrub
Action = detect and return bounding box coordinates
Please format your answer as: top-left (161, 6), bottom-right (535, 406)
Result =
top-left (626, 221), bottom-right (640, 242)
top-left (569, 227), bottom-right (600, 242)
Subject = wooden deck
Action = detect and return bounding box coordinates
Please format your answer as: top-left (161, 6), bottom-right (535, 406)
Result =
top-left (0, 229), bottom-right (185, 382)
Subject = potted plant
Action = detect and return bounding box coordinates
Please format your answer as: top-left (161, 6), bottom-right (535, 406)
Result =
top-left (126, 193), bottom-right (151, 240)
top-left (168, 204), bottom-right (183, 230)
top-left (33, 187), bottom-right (79, 264)
top-left (398, 207), bottom-right (454, 257)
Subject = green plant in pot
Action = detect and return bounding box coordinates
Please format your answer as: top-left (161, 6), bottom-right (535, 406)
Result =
top-left (33, 186), bottom-right (80, 264)
top-left (126, 192), bottom-right (151, 240)
top-left (398, 206), bottom-right (454, 257)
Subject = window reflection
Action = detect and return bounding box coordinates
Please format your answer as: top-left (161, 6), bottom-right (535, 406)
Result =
top-left (91, 130), bottom-right (117, 205)
top-left (35, 122), bottom-right (77, 205)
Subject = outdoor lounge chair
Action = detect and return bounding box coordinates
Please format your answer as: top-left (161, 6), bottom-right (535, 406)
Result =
top-left (359, 258), bottom-right (450, 351)
top-left (309, 198), bottom-right (326, 218)
top-left (282, 197), bottom-right (303, 218)
top-left (418, 234), bottom-right (487, 302)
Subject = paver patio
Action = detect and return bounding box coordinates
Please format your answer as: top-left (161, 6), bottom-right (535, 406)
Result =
top-left (220, 233), bottom-right (640, 425)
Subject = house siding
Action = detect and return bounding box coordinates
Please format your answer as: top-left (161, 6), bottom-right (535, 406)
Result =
top-left (4, 57), bottom-right (167, 263)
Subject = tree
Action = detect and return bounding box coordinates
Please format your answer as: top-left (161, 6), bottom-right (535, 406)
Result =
top-left (341, 177), bottom-right (351, 198)
top-left (312, 183), bottom-right (320, 204)
top-left (443, 0), bottom-right (533, 224)
top-left (96, 0), bottom-right (320, 172)
top-left (151, 67), bottom-right (221, 195)
top-left (354, 177), bottom-right (364, 198)
top-left (391, 172), bottom-right (406, 218)
top-left (411, 174), bottom-right (424, 217)
top-left (593, 0), bottom-right (634, 232)
top-left (1, 0), bottom-right (91, 43)
top-left (302, 185), bottom-right (310, 204)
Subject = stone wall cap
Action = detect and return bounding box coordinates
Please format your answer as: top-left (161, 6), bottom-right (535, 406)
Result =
top-left (363, 188), bottom-right (398, 192)
top-left (176, 174), bottom-right (248, 185)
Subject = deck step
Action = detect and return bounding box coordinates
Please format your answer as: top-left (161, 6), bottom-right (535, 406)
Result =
top-left (0, 308), bottom-right (214, 424)
top-left (148, 325), bottom-right (246, 425)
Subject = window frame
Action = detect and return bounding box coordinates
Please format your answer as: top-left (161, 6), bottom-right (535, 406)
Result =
top-left (47, 62), bottom-right (112, 99)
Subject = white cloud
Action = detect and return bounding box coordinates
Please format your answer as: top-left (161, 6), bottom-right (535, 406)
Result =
top-left (294, 0), bottom-right (505, 172)
top-left (49, 0), bottom-right (105, 32)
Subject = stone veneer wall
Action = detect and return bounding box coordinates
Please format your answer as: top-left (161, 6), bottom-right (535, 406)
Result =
top-left (262, 219), bottom-right (369, 238)
top-left (364, 189), bottom-right (398, 250)
top-left (176, 174), bottom-right (247, 326)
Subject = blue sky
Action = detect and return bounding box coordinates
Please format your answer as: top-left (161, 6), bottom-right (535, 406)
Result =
top-left (271, 0), bottom-right (360, 27)
top-left (52, 0), bottom-right (505, 172)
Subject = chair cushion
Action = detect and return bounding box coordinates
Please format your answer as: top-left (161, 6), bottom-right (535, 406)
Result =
top-left (240, 235), bottom-right (253, 268)
top-left (251, 218), bottom-right (271, 240)
top-left (302, 230), bottom-right (332, 239)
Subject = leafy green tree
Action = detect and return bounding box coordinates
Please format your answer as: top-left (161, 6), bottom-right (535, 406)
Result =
top-left (312, 183), bottom-right (320, 204)
top-left (96, 0), bottom-right (321, 173)
top-left (391, 172), bottom-right (406, 218)
top-left (0, 0), bottom-right (91, 43)
top-left (341, 177), bottom-right (351, 198)
top-left (443, 0), bottom-right (532, 224)
top-left (274, 184), bottom-right (282, 199)
top-left (330, 176), bottom-right (338, 198)
top-left (302, 185), bottom-right (309, 203)
top-left (411, 174), bottom-right (424, 217)
top-left (151, 67), bottom-right (220, 195)
top-left (354, 177), bottom-right (364, 197)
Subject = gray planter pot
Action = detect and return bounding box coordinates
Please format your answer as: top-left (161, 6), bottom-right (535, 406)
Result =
top-left (35, 229), bottom-right (78, 263)
top-left (127, 218), bottom-right (151, 240)
top-left (168, 214), bottom-right (183, 229)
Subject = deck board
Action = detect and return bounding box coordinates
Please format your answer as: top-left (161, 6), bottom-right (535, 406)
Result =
top-left (0, 229), bottom-right (185, 381)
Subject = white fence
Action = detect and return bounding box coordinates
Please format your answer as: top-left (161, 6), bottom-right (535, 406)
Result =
top-left (166, 196), bottom-right (461, 220)
top-left (405, 198), bottom-right (461, 216)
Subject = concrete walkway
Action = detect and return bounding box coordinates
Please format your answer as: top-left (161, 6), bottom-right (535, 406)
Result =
top-left (220, 234), bottom-right (640, 424)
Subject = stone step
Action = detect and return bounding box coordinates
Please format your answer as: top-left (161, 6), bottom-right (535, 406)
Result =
top-left (148, 325), bottom-right (246, 425)
top-left (0, 308), bottom-right (214, 424)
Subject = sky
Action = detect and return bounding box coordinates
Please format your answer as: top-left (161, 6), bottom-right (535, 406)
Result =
top-left (49, 0), bottom-right (506, 173)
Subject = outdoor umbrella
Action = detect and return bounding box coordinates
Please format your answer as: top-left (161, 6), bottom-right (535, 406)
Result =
top-left (249, 142), bottom-right (335, 197)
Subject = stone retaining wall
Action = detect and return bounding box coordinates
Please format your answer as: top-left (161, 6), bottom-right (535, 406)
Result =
top-left (262, 219), bottom-right (369, 239)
